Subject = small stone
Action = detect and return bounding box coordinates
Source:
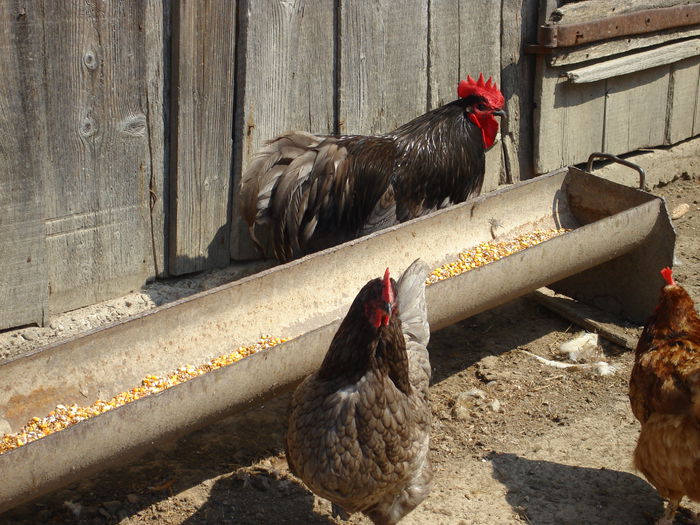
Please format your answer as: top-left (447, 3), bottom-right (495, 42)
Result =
top-left (671, 203), bottom-right (690, 219)
top-left (20, 331), bottom-right (36, 341)
top-left (126, 493), bottom-right (140, 504)
top-left (489, 399), bottom-right (502, 412)
top-left (452, 404), bottom-right (470, 421)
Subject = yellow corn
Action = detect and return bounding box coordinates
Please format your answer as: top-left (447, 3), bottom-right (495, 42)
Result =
top-left (426, 228), bottom-right (569, 284)
top-left (0, 335), bottom-right (288, 455)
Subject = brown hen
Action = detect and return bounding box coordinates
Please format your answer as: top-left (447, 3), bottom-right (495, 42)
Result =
top-left (629, 267), bottom-right (700, 524)
top-left (285, 259), bottom-right (432, 524)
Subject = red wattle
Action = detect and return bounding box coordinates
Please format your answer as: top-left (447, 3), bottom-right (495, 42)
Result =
top-left (469, 113), bottom-right (499, 149)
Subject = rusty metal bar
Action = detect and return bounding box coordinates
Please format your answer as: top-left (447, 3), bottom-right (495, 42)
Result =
top-left (532, 4), bottom-right (700, 50)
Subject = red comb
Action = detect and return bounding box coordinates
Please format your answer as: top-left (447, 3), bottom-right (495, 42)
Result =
top-left (382, 268), bottom-right (394, 304)
top-left (457, 73), bottom-right (505, 108)
top-left (660, 267), bottom-right (676, 286)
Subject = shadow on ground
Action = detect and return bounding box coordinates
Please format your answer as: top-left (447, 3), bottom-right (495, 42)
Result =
top-left (489, 452), bottom-right (665, 525)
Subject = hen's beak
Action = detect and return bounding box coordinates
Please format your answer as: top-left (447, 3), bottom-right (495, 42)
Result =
top-left (380, 302), bottom-right (393, 326)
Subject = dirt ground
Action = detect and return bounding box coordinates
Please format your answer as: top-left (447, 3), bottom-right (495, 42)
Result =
top-left (1, 173), bottom-right (699, 525)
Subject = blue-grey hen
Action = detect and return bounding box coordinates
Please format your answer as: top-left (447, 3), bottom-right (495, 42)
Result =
top-left (285, 259), bottom-right (432, 524)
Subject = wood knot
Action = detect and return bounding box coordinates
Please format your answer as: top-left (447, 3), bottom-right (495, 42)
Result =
top-left (119, 114), bottom-right (147, 137)
top-left (80, 115), bottom-right (97, 138)
top-left (83, 50), bottom-right (98, 70)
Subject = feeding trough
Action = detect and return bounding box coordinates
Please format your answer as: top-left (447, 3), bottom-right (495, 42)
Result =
top-left (0, 162), bottom-right (674, 513)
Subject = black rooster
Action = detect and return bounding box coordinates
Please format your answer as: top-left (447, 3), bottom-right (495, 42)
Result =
top-left (239, 74), bottom-right (505, 262)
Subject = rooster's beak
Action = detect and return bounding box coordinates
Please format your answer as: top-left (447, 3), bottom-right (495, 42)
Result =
top-left (492, 109), bottom-right (506, 117)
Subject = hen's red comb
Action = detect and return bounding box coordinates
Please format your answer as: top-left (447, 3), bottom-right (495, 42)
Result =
top-left (660, 267), bottom-right (676, 286)
top-left (382, 268), bottom-right (394, 304)
top-left (457, 73), bottom-right (505, 108)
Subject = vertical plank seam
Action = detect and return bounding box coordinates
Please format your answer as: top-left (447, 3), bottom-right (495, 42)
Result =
top-left (602, 78), bottom-right (609, 153)
top-left (333, 0), bottom-right (341, 135)
top-left (229, 0), bottom-right (249, 257)
top-left (665, 63), bottom-right (676, 145)
top-left (167, 0), bottom-right (182, 274)
top-left (425, 0), bottom-right (431, 113)
top-left (693, 61), bottom-right (700, 134)
top-left (145, 84), bottom-right (161, 277)
top-left (222, 0), bottom-right (237, 259)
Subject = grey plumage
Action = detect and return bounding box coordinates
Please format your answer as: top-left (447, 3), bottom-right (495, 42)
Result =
top-left (285, 259), bottom-right (432, 524)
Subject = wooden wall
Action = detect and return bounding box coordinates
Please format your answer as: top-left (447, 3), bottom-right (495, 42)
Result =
top-left (533, 0), bottom-right (700, 174)
top-left (5, 0), bottom-right (697, 330)
top-left (0, 0), bottom-right (166, 329)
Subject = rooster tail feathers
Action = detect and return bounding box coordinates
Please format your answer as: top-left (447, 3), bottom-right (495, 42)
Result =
top-left (239, 131), bottom-right (322, 229)
top-left (397, 259), bottom-right (430, 349)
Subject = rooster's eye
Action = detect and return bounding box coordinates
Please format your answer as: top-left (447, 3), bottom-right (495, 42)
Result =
top-left (477, 103), bottom-right (488, 111)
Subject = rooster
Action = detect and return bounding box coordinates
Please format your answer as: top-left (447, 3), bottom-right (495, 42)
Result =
top-left (629, 267), bottom-right (700, 525)
top-left (239, 74), bottom-right (505, 261)
top-left (285, 259), bottom-right (432, 524)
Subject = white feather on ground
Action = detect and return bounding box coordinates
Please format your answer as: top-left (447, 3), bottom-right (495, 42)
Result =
top-left (518, 349), bottom-right (617, 376)
top-left (558, 332), bottom-right (601, 363)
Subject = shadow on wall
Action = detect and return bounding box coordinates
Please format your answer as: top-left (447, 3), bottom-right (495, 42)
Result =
top-left (489, 452), bottom-right (664, 525)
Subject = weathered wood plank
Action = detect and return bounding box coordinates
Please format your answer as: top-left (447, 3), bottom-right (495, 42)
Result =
top-left (667, 55), bottom-right (700, 143)
top-left (565, 38), bottom-right (700, 83)
top-left (501, 0), bottom-right (540, 183)
top-left (529, 288), bottom-right (640, 351)
top-left (230, 0), bottom-right (335, 260)
top-left (339, 0), bottom-right (428, 135)
top-left (169, 0), bottom-right (236, 275)
top-left (549, 25), bottom-right (700, 67)
top-left (0, 2), bottom-right (48, 329)
top-left (40, 0), bottom-right (162, 313)
top-left (428, 0), bottom-right (501, 190)
top-left (548, 0), bottom-right (700, 25)
top-left (145, 0), bottom-right (168, 277)
top-left (533, 63), bottom-right (605, 174)
top-left (603, 66), bottom-right (669, 155)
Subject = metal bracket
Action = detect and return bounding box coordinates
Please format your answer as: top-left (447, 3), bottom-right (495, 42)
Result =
top-left (586, 152), bottom-right (646, 190)
top-left (526, 4), bottom-right (700, 51)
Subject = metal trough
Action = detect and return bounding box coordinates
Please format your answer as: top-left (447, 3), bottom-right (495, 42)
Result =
top-left (0, 166), bottom-right (674, 513)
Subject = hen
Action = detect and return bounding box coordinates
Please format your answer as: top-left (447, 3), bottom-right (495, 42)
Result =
top-left (285, 259), bottom-right (432, 524)
top-left (240, 74), bottom-right (505, 261)
top-left (629, 267), bottom-right (700, 524)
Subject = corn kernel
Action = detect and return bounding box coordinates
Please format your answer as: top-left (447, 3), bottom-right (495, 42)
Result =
top-left (0, 335), bottom-right (288, 455)
top-left (426, 228), bottom-right (569, 285)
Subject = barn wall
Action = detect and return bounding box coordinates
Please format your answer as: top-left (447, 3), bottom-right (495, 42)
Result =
top-left (2, 0), bottom-right (697, 329)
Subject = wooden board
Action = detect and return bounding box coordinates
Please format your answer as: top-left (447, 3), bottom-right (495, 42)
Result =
top-left (39, 0), bottom-right (162, 314)
top-left (339, 0), bottom-right (428, 135)
top-left (603, 66), bottom-right (669, 154)
top-left (0, 3), bottom-right (48, 329)
top-left (565, 38), bottom-right (700, 83)
top-left (667, 55), bottom-right (700, 143)
top-left (169, 0), bottom-right (236, 275)
top-left (230, 0), bottom-right (335, 260)
top-left (548, 0), bottom-right (700, 25)
top-left (428, 0), bottom-right (502, 190)
top-left (534, 62), bottom-right (606, 174)
top-left (501, 0), bottom-right (540, 183)
top-left (549, 26), bottom-right (700, 67)
top-left (145, 0), bottom-right (168, 278)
